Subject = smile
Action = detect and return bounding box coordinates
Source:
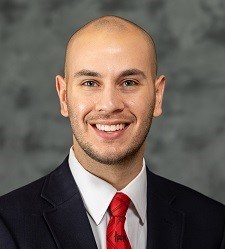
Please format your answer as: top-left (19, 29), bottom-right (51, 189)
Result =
top-left (96, 124), bottom-right (126, 132)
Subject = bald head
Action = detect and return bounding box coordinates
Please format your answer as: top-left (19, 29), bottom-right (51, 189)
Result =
top-left (64, 16), bottom-right (158, 79)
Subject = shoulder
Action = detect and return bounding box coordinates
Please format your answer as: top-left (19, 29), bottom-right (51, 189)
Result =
top-left (0, 156), bottom-right (70, 214)
top-left (0, 162), bottom-right (62, 214)
top-left (147, 169), bottom-right (225, 215)
top-left (0, 174), bottom-right (48, 214)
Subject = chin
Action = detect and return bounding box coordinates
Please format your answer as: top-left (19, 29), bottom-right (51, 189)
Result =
top-left (85, 147), bottom-right (140, 165)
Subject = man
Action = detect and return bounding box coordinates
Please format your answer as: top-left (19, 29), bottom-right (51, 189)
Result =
top-left (0, 16), bottom-right (225, 249)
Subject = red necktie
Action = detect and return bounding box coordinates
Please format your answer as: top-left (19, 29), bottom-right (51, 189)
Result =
top-left (107, 192), bottom-right (132, 249)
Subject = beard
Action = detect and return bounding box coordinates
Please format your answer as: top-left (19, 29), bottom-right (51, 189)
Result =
top-left (67, 103), bottom-right (155, 166)
top-left (67, 113), bottom-right (153, 165)
top-left (73, 120), bottom-right (152, 165)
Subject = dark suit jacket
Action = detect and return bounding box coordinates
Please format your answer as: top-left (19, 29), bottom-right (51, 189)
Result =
top-left (0, 157), bottom-right (225, 249)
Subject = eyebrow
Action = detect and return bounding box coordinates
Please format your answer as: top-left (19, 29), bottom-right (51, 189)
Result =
top-left (73, 68), bottom-right (147, 79)
top-left (74, 69), bottom-right (102, 78)
top-left (118, 68), bottom-right (146, 79)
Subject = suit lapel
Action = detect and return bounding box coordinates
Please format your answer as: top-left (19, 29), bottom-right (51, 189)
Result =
top-left (40, 157), bottom-right (185, 249)
top-left (41, 158), bottom-right (98, 249)
top-left (146, 170), bottom-right (185, 249)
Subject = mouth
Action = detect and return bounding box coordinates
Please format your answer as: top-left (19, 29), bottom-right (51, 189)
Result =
top-left (90, 122), bottom-right (130, 140)
top-left (95, 123), bottom-right (126, 132)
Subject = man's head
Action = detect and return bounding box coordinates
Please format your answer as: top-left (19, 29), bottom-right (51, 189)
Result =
top-left (56, 16), bottom-right (165, 166)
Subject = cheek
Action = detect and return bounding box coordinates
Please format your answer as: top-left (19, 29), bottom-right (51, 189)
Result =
top-left (127, 90), bottom-right (155, 116)
top-left (67, 93), bottom-right (94, 119)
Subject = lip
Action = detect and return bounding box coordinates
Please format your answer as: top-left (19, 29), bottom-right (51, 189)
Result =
top-left (89, 119), bottom-right (131, 126)
top-left (90, 123), bottom-right (130, 140)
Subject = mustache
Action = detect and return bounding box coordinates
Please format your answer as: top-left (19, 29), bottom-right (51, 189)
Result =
top-left (85, 113), bottom-right (136, 122)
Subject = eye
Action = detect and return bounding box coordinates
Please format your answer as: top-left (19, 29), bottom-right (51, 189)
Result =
top-left (123, 80), bottom-right (137, 87)
top-left (82, 81), bottom-right (98, 87)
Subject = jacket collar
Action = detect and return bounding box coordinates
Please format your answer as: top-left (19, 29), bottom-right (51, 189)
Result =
top-left (146, 169), bottom-right (185, 249)
top-left (41, 157), bottom-right (98, 249)
top-left (41, 157), bottom-right (185, 249)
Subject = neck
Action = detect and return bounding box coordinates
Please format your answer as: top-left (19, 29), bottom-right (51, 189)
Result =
top-left (72, 144), bottom-right (144, 190)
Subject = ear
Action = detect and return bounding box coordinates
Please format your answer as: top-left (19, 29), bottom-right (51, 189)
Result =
top-left (55, 75), bottom-right (69, 117)
top-left (153, 75), bottom-right (166, 117)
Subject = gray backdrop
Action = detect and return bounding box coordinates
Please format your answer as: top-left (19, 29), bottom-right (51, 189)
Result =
top-left (0, 0), bottom-right (225, 204)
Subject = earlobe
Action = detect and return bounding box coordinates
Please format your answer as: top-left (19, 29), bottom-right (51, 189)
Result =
top-left (55, 75), bottom-right (69, 117)
top-left (153, 75), bottom-right (166, 117)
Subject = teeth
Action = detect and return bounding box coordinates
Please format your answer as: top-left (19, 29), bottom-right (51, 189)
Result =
top-left (96, 124), bottom-right (126, 132)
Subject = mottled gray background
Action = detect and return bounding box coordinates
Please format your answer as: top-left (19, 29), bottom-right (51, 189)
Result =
top-left (0, 0), bottom-right (225, 204)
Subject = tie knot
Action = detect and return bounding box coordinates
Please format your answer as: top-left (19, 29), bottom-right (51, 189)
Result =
top-left (109, 192), bottom-right (130, 217)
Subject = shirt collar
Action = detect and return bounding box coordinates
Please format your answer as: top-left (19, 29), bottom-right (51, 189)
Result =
top-left (121, 160), bottom-right (147, 224)
top-left (68, 147), bottom-right (147, 225)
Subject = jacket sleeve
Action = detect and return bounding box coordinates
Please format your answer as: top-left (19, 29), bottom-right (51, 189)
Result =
top-left (0, 217), bottom-right (18, 249)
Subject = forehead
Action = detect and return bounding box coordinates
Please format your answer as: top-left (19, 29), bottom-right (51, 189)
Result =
top-left (66, 28), bottom-right (154, 76)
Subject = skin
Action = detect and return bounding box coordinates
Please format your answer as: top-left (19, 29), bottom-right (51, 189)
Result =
top-left (56, 16), bottom-right (165, 190)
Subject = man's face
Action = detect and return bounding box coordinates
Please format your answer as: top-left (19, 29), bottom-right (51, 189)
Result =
top-left (57, 29), bottom-right (165, 165)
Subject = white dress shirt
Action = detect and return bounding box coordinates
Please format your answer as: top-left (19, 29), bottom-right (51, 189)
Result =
top-left (68, 147), bottom-right (147, 249)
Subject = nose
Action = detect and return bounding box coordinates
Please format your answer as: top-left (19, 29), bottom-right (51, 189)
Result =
top-left (95, 84), bottom-right (125, 113)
